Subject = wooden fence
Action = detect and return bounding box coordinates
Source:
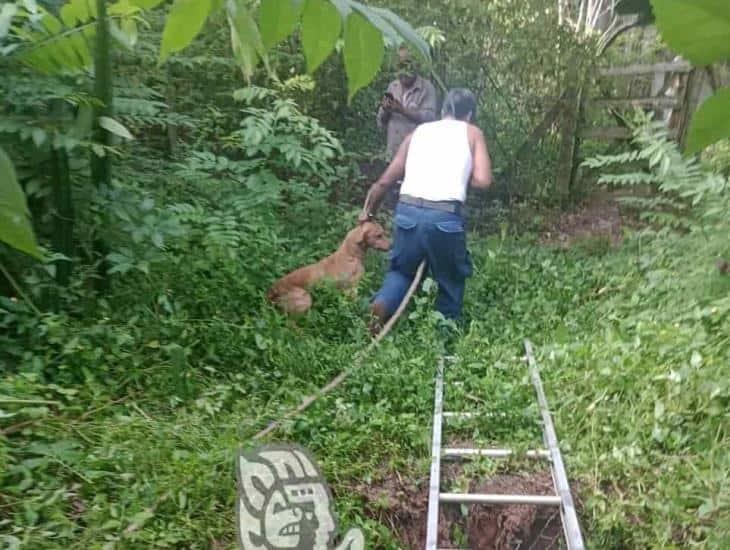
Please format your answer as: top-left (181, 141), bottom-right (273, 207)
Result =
top-left (556, 60), bottom-right (707, 200)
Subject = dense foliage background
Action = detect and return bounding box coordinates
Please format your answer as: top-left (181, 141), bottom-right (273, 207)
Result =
top-left (1, 0), bottom-right (728, 548)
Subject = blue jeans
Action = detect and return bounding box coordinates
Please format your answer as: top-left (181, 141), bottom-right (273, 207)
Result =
top-left (373, 202), bottom-right (473, 320)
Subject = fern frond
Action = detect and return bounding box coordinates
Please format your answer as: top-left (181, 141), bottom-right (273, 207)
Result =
top-left (598, 173), bottom-right (658, 186)
top-left (232, 86), bottom-right (277, 104)
top-left (583, 113), bottom-right (730, 228)
top-left (582, 150), bottom-right (642, 168)
top-left (8, 0), bottom-right (139, 75)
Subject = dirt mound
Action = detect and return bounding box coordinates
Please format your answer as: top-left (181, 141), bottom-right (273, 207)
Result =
top-left (354, 469), bottom-right (573, 549)
top-left (352, 467), bottom-right (458, 548)
top-left (466, 472), bottom-right (563, 550)
top-left (540, 191), bottom-right (625, 248)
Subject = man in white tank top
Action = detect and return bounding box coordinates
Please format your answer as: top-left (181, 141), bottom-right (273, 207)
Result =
top-left (359, 89), bottom-right (493, 335)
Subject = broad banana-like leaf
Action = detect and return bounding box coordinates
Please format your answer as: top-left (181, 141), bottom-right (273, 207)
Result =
top-left (227, 0), bottom-right (270, 81)
top-left (259, 0), bottom-right (303, 50)
top-left (301, 0), bottom-right (341, 73)
top-left (159, 0), bottom-right (213, 64)
top-left (364, 5), bottom-right (430, 63)
top-left (651, 0), bottom-right (730, 66)
top-left (686, 87), bottom-right (730, 154)
top-left (343, 12), bottom-right (383, 102)
top-left (0, 147), bottom-right (42, 259)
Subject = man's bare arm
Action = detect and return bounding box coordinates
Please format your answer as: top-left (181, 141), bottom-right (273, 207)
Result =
top-left (469, 126), bottom-right (492, 188)
top-left (359, 134), bottom-right (413, 221)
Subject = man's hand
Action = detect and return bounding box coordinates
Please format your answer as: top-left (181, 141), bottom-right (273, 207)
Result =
top-left (382, 96), bottom-right (404, 114)
top-left (357, 210), bottom-right (372, 225)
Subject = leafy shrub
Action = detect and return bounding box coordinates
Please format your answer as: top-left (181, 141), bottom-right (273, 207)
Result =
top-left (582, 111), bottom-right (730, 229)
top-left (228, 85), bottom-right (344, 187)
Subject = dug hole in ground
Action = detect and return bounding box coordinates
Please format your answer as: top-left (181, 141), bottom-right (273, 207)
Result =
top-left (348, 195), bottom-right (628, 549)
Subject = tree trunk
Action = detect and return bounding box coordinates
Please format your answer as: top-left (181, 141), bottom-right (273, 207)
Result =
top-left (166, 65), bottom-right (178, 156)
top-left (51, 147), bottom-right (73, 287)
top-left (556, 85), bottom-right (582, 205)
top-left (90, 0), bottom-right (112, 291)
top-left (504, 92), bottom-right (567, 193)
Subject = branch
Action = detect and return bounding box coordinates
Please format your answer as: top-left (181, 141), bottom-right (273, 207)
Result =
top-left (597, 15), bottom-right (640, 56)
top-left (0, 262), bottom-right (42, 316)
top-left (589, 0), bottom-right (616, 30)
top-left (576, 0), bottom-right (587, 34)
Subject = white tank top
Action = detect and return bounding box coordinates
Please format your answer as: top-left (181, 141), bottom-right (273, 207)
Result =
top-left (400, 119), bottom-right (473, 203)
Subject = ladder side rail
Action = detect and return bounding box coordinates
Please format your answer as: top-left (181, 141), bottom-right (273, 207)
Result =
top-left (425, 359), bottom-right (446, 550)
top-left (524, 340), bottom-right (586, 550)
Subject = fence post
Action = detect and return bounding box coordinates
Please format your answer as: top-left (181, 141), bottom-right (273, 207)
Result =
top-left (556, 86), bottom-right (582, 205)
top-left (678, 68), bottom-right (706, 150)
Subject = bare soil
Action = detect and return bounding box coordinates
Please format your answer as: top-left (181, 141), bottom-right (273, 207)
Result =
top-left (466, 472), bottom-right (564, 550)
top-left (539, 191), bottom-right (628, 248)
top-left (354, 468), bottom-right (575, 549)
top-left (352, 466), bottom-right (459, 549)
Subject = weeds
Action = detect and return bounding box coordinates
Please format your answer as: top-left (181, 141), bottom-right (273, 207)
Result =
top-left (3, 211), bottom-right (728, 547)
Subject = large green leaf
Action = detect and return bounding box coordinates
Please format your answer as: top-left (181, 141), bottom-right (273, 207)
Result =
top-left (343, 11), bottom-right (383, 102)
top-left (301, 0), bottom-right (341, 73)
top-left (329, 0), bottom-right (352, 19)
top-left (348, 2), bottom-right (400, 48)
top-left (98, 116), bottom-right (135, 140)
top-left (159, 0), bottom-right (212, 64)
top-left (651, 0), bottom-right (730, 66)
top-left (259, 0), bottom-right (302, 50)
top-left (368, 6), bottom-right (431, 64)
top-left (0, 148), bottom-right (41, 259)
top-left (60, 0), bottom-right (90, 26)
top-left (129, 0), bottom-right (167, 8)
top-left (329, 1), bottom-right (431, 64)
top-left (227, 0), bottom-right (269, 81)
top-left (686, 87), bottom-right (730, 154)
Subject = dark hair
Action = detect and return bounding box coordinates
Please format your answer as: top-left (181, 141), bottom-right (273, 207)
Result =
top-left (441, 88), bottom-right (477, 120)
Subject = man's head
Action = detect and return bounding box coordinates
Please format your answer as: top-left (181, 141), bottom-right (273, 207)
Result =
top-left (441, 88), bottom-right (477, 123)
top-left (396, 45), bottom-right (419, 88)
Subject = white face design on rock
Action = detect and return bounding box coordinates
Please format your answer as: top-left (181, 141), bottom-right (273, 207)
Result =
top-left (236, 445), bottom-right (362, 550)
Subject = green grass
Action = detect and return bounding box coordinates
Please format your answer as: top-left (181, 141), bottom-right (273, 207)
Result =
top-left (1, 216), bottom-right (728, 548)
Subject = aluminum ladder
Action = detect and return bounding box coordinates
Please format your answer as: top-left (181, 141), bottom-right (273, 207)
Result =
top-left (425, 339), bottom-right (585, 550)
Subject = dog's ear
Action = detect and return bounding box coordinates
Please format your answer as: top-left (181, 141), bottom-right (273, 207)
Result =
top-left (354, 223), bottom-right (369, 244)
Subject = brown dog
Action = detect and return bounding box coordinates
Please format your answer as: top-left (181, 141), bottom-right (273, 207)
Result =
top-left (267, 222), bottom-right (390, 314)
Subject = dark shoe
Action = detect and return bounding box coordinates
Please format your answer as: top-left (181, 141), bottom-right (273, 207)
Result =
top-left (436, 318), bottom-right (459, 355)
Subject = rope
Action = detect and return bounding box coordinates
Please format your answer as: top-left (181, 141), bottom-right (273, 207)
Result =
top-left (253, 259), bottom-right (426, 440)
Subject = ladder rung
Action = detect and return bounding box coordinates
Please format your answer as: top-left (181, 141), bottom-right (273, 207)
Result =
top-left (442, 448), bottom-right (550, 459)
top-left (442, 411), bottom-right (507, 419)
top-left (440, 493), bottom-right (561, 506)
top-left (443, 411), bottom-right (475, 418)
